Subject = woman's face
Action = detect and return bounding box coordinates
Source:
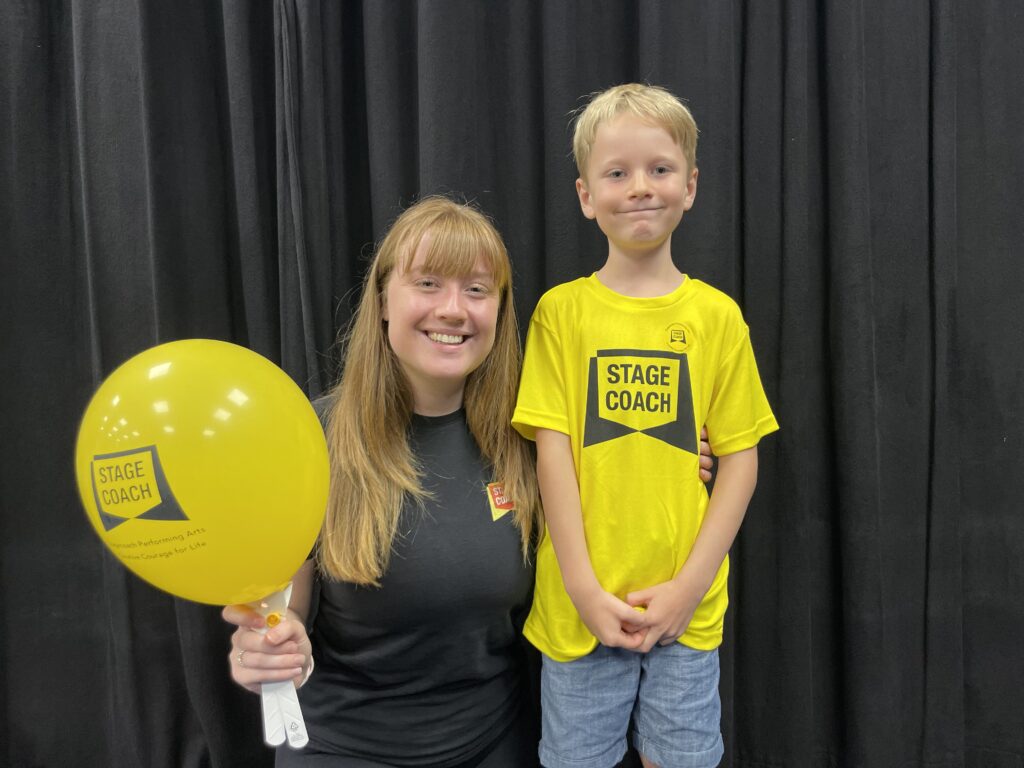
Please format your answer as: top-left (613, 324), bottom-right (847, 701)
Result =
top-left (383, 234), bottom-right (500, 416)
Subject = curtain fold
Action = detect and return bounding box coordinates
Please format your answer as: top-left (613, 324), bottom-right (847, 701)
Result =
top-left (922, 0), bottom-right (965, 763)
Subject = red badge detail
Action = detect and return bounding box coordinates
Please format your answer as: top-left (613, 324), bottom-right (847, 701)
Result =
top-left (487, 482), bottom-right (514, 510)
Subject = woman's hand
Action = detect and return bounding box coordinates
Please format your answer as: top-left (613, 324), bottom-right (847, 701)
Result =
top-left (698, 426), bottom-right (714, 483)
top-left (223, 604), bottom-right (312, 694)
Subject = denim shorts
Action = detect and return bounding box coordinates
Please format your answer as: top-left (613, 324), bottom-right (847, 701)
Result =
top-left (539, 643), bottom-right (724, 768)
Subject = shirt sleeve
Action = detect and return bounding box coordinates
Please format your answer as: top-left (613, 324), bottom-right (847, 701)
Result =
top-left (512, 304), bottom-right (570, 441)
top-left (704, 326), bottom-right (779, 456)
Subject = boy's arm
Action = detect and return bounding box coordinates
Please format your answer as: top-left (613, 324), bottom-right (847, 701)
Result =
top-left (627, 446), bottom-right (758, 653)
top-left (535, 428), bottom-right (648, 650)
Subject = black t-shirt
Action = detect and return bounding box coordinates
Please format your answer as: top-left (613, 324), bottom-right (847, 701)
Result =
top-left (299, 409), bottom-right (534, 765)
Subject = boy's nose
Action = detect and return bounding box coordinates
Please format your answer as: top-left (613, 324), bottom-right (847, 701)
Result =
top-left (628, 174), bottom-right (651, 197)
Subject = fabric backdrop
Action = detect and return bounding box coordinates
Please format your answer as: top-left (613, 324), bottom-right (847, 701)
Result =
top-left (1, 1), bottom-right (1021, 766)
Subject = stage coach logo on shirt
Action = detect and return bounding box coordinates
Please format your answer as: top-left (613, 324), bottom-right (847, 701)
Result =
top-left (583, 349), bottom-right (697, 453)
top-left (90, 445), bottom-right (189, 531)
top-left (666, 323), bottom-right (691, 353)
top-left (485, 482), bottom-right (515, 521)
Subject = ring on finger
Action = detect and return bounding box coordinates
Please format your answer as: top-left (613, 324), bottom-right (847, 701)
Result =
top-left (238, 649), bottom-right (247, 668)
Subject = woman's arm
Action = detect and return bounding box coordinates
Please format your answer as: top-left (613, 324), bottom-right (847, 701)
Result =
top-left (223, 559), bottom-right (316, 693)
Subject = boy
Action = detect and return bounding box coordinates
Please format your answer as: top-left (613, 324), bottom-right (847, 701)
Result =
top-left (512, 84), bottom-right (779, 768)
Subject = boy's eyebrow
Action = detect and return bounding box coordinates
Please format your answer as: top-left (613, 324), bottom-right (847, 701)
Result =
top-left (596, 152), bottom-right (680, 164)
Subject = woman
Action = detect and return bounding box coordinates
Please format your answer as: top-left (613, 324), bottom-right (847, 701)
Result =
top-left (224, 197), bottom-right (712, 766)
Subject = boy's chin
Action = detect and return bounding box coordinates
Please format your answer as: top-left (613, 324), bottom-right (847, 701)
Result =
top-left (609, 235), bottom-right (673, 256)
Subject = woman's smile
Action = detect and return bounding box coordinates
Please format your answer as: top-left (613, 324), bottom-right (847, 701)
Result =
top-left (427, 331), bottom-right (467, 345)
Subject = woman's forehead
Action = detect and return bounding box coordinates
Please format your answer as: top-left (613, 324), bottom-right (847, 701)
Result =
top-left (402, 253), bottom-right (495, 280)
top-left (399, 231), bottom-right (501, 279)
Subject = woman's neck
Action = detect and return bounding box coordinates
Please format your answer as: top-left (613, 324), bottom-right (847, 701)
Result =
top-left (411, 385), bottom-right (465, 417)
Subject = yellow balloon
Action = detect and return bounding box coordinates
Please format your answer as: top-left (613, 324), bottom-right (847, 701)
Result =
top-left (74, 340), bottom-right (328, 605)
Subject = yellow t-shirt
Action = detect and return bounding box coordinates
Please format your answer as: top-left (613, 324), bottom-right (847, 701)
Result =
top-left (513, 275), bottom-right (779, 660)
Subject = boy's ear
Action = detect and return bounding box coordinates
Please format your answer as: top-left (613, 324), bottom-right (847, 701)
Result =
top-left (575, 178), bottom-right (597, 220)
top-left (684, 167), bottom-right (699, 211)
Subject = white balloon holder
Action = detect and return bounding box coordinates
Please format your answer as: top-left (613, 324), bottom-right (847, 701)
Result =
top-left (249, 584), bottom-right (309, 749)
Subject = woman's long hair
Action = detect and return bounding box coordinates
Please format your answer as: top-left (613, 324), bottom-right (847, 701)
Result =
top-left (318, 196), bottom-right (540, 585)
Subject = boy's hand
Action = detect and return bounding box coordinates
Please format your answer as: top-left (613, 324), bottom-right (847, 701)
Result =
top-left (571, 584), bottom-right (649, 650)
top-left (625, 579), bottom-right (702, 653)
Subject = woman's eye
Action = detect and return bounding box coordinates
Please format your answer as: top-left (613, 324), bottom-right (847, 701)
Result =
top-left (415, 278), bottom-right (439, 289)
top-left (467, 284), bottom-right (492, 295)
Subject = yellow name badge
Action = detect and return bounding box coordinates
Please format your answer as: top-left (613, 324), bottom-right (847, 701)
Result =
top-left (486, 482), bottom-right (515, 521)
top-left (91, 449), bottom-right (163, 521)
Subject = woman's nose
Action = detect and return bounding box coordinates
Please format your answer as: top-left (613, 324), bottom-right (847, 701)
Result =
top-left (436, 287), bottom-right (467, 319)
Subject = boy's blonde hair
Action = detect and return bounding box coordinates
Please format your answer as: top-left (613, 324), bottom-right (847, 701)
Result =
top-left (573, 83), bottom-right (698, 179)
top-left (318, 196), bottom-right (540, 585)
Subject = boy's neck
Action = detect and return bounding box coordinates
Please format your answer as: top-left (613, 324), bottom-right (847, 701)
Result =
top-left (595, 241), bottom-right (684, 298)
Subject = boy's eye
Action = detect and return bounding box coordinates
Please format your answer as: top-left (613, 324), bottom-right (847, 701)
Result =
top-left (608, 169), bottom-right (626, 179)
top-left (653, 166), bottom-right (671, 175)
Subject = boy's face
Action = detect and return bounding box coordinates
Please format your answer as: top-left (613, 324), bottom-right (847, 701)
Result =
top-left (576, 114), bottom-right (698, 257)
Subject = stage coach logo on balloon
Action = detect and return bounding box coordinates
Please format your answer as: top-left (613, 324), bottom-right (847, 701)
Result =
top-left (75, 339), bottom-right (329, 749)
top-left (90, 445), bottom-right (185, 528)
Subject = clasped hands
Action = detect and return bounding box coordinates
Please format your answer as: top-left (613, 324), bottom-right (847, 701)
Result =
top-left (571, 578), bottom-right (701, 654)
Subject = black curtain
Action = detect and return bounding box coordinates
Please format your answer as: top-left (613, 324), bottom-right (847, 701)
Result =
top-left (2, 2), bottom-right (1021, 766)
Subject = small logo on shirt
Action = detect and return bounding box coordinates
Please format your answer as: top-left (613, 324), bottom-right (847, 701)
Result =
top-left (486, 482), bottom-right (515, 521)
top-left (666, 323), bottom-right (691, 353)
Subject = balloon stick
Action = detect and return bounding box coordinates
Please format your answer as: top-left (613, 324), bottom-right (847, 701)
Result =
top-left (249, 584), bottom-right (309, 749)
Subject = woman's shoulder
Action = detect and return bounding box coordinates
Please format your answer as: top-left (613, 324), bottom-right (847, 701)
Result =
top-left (311, 392), bottom-right (334, 429)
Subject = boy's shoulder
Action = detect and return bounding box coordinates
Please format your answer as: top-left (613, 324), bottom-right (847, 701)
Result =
top-left (537, 275), bottom-right (590, 302)
top-left (530, 275), bottom-right (748, 327)
top-left (530, 276), bottom-right (591, 316)
top-left (685, 278), bottom-right (746, 318)
top-left (687, 276), bottom-right (739, 301)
